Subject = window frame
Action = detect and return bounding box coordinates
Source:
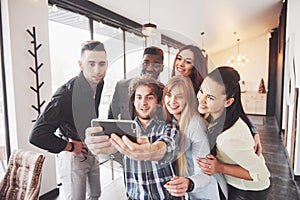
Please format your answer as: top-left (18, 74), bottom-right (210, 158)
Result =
top-left (0, 0), bottom-right (11, 160)
top-left (48, 0), bottom-right (184, 49)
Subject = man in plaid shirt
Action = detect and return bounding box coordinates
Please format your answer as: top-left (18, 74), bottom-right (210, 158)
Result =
top-left (86, 76), bottom-right (179, 199)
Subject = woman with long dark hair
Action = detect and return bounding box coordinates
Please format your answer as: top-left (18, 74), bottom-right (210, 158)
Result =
top-left (171, 45), bottom-right (208, 94)
top-left (197, 66), bottom-right (270, 200)
top-left (172, 45), bottom-right (262, 155)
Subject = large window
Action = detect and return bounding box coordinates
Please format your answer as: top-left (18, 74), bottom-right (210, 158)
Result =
top-left (48, 2), bottom-right (183, 118)
top-left (0, 67), bottom-right (7, 179)
top-left (47, 0), bottom-right (184, 190)
top-left (0, 1), bottom-right (8, 179)
top-left (93, 22), bottom-right (128, 118)
top-left (160, 45), bottom-right (178, 84)
top-left (48, 7), bottom-right (90, 92)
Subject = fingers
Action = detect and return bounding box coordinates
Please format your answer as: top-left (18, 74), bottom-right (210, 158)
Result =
top-left (255, 143), bottom-right (262, 156)
top-left (197, 157), bottom-right (209, 168)
top-left (110, 134), bottom-right (126, 147)
top-left (70, 140), bottom-right (85, 155)
top-left (254, 145), bottom-right (257, 153)
top-left (110, 134), bottom-right (129, 155)
top-left (164, 177), bottom-right (188, 197)
top-left (137, 136), bottom-right (149, 144)
top-left (205, 154), bottom-right (215, 160)
top-left (85, 127), bottom-right (103, 137)
top-left (110, 134), bottom-right (151, 160)
top-left (85, 132), bottom-right (111, 154)
top-left (167, 176), bottom-right (184, 185)
top-left (121, 135), bottom-right (139, 150)
top-left (85, 128), bottom-right (117, 155)
top-left (166, 189), bottom-right (185, 197)
top-left (85, 134), bottom-right (110, 144)
top-left (253, 134), bottom-right (262, 156)
top-left (197, 157), bottom-right (214, 175)
top-left (81, 146), bottom-right (88, 154)
top-left (111, 134), bottom-right (140, 151)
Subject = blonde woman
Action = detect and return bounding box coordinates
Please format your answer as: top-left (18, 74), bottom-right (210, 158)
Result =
top-left (163, 75), bottom-right (227, 200)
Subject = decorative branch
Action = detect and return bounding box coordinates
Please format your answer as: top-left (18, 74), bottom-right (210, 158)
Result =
top-left (27, 27), bottom-right (46, 122)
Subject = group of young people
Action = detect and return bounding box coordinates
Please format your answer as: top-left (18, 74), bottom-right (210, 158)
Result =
top-left (29, 40), bottom-right (271, 200)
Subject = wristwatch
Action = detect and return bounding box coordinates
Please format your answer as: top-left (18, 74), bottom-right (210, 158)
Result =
top-left (186, 178), bottom-right (194, 192)
top-left (68, 142), bottom-right (75, 152)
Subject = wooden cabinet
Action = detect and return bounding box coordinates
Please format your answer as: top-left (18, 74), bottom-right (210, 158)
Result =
top-left (241, 91), bottom-right (267, 115)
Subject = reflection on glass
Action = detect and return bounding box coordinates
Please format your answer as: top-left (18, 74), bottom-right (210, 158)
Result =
top-left (125, 31), bottom-right (145, 80)
top-left (94, 22), bottom-right (125, 119)
top-left (160, 45), bottom-right (178, 84)
top-left (0, 49), bottom-right (7, 179)
top-left (48, 6), bottom-right (90, 93)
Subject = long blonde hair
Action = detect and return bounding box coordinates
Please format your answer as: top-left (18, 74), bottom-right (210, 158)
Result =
top-left (162, 75), bottom-right (199, 176)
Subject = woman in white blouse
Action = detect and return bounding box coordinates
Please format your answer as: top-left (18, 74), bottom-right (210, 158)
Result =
top-left (197, 66), bottom-right (270, 200)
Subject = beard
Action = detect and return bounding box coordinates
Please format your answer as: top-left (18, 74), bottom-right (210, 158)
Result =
top-left (139, 116), bottom-right (151, 120)
top-left (141, 70), bottom-right (159, 80)
top-left (136, 108), bottom-right (157, 121)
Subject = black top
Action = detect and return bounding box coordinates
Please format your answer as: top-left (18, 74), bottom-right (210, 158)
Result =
top-left (29, 71), bottom-right (104, 153)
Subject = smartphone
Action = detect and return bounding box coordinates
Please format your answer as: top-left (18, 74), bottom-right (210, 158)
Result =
top-left (91, 119), bottom-right (138, 142)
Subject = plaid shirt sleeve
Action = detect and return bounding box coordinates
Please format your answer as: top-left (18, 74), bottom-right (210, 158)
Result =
top-left (156, 122), bottom-right (179, 164)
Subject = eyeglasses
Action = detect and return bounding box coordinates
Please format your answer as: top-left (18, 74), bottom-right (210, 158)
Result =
top-left (175, 55), bottom-right (194, 66)
top-left (141, 61), bottom-right (163, 69)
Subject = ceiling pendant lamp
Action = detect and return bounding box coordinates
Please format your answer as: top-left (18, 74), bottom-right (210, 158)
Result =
top-left (142, 0), bottom-right (157, 37)
top-left (227, 33), bottom-right (249, 67)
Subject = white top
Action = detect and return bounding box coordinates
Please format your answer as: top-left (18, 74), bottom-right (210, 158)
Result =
top-left (216, 118), bottom-right (270, 191)
top-left (184, 115), bottom-right (228, 200)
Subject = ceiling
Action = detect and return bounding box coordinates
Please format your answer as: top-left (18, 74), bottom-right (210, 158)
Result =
top-left (89, 0), bottom-right (283, 54)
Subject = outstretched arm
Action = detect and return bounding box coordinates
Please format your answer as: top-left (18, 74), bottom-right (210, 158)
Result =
top-left (110, 134), bottom-right (167, 161)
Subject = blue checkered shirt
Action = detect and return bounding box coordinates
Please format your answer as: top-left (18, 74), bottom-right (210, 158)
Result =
top-left (124, 116), bottom-right (179, 200)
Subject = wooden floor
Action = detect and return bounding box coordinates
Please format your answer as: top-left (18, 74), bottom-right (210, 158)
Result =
top-left (42, 116), bottom-right (300, 200)
top-left (249, 116), bottom-right (300, 200)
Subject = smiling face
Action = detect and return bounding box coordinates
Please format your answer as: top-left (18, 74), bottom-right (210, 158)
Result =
top-left (79, 50), bottom-right (108, 90)
top-left (174, 49), bottom-right (194, 77)
top-left (197, 77), bottom-right (230, 120)
top-left (164, 85), bottom-right (186, 120)
top-left (134, 85), bottom-right (159, 122)
top-left (141, 54), bottom-right (164, 79)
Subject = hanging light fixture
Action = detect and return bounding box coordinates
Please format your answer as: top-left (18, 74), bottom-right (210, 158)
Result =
top-left (142, 0), bottom-right (157, 37)
top-left (227, 36), bottom-right (249, 67)
top-left (201, 32), bottom-right (207, 57)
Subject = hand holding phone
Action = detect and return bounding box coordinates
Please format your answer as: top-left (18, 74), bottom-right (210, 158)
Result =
top-left (91, 119), bottom-right (138, 142)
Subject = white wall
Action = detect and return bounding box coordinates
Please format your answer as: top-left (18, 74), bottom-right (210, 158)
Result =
top-left (210, 34), bottom-right (269, 92)
top-left (1, 0), bottom-right (56, 195)
top-left (285, 0), bottom-right (300, 176)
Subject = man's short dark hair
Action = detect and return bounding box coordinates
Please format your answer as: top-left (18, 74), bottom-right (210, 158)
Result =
top-left (81, 40), bottom-right (106, 55)
top-left (143, 46), bottom-right (164, 61)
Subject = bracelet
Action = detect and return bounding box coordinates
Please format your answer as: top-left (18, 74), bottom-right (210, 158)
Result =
top-left (68, 142), bottom-right (75, 152)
